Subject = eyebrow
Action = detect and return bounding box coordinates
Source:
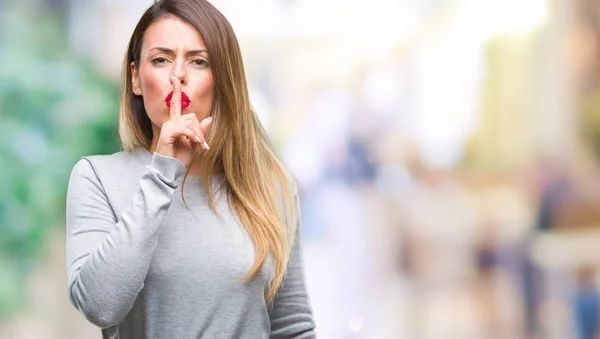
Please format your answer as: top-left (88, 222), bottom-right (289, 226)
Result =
top-left (148, 47), bottom-right (209, 56)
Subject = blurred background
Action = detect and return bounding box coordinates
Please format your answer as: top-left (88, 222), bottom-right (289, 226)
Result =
top-left (3, 0), bottom-right (600, 338)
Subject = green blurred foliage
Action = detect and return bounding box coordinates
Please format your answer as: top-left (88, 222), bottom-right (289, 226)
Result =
top-left (0, 4), bottom-right (121, 317)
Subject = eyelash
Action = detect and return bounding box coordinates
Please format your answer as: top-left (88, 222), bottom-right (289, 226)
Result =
top-left (151, 57), bottom-right (209, 67)
top-left (151, 57), bottom-right (168, 65)
top-left (192, 59), bottom-right (208, 67)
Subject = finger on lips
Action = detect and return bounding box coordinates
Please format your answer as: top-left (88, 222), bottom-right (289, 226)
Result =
top-left (170, 74), bottom-right (182, 118)
top-left (169, 75), bottom-right (210, 151)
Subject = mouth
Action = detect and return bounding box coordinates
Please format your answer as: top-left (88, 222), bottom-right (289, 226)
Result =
top-left (165, 91), bottom-right (191, 109)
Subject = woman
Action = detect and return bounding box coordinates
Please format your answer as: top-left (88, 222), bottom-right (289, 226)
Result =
top-left (65, 0), bottom-right (316, 338)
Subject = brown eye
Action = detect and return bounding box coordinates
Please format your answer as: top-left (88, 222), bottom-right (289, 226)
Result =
top-left (192, 59), bottom-right (209, 67)
top-left (151, 57), bottom-right (168, 65)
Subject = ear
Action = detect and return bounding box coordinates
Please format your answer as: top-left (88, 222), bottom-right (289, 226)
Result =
top-left (131, 62), bottom-right (142, 96)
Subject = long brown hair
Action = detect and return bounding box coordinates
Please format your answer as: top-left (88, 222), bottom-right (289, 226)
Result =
top-left (118, 0), bottom-right (298, 302)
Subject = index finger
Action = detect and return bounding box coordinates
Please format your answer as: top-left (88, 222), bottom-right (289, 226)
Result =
top-left (170, 74), bottom-right (182, 119)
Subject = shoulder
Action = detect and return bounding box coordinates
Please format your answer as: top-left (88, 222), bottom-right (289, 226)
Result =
top-left (70, 149), bottom-right (149, 186)
top-left (68, 149), bottom-right (150, 210)
top-left (81, 149), bottom-right (145, 169)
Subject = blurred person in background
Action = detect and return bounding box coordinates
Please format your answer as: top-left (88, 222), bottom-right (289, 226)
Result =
top-left (523, 158), bottom-right (571, 338)
top-left (472, 223), bottom-right (505, 337)
top-left (573, 266), bottom-right (600, 339)
top-left (65, 0), bottom-right (315, 338)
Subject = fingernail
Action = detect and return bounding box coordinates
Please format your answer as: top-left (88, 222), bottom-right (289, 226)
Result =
top-left (195, 136), bottom-right (202, 143)
top-left (203, 141), bottom-right (210, 150)
top-left (207, 117), bottom-right (213, 122)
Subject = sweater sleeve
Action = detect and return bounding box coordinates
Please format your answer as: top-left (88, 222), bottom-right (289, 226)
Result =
top-left (65, 153), bottom-right (186, 328)
top-left (269, 195), bottom-right (317, 338)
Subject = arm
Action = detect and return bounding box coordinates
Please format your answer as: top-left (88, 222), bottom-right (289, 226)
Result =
top-left (65, 153), bottom-right (185, 328)
top-left (269, 198), bottom-right (317, 338)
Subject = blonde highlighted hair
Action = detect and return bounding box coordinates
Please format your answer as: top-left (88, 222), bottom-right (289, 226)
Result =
top-left (118, 0), bottom-right (298, 302)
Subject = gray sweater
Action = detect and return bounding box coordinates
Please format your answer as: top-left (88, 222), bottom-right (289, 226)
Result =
top-left (65, 148), bottom-right (316, 339)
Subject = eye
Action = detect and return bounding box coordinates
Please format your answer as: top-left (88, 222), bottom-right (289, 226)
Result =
top-left (151, 57), bottom-right (169, 65)
top-left (192, 59), bottom-right (209, 67)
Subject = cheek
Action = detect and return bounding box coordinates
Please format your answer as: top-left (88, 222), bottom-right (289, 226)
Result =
top-left (192, 75), bottom-right (215, 110)
top-left (197, 75), bottom-right (214, 97)
top-left (139, 68), bottom-right (168, 123)
top-left (140, 71), bottom-right (164, 98)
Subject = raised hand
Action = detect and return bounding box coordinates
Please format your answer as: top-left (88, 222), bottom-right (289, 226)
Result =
top-left (155, 74), bottom-right (212, 167)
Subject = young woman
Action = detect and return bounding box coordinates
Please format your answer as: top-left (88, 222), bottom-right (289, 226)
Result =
top-left (65, 0), bottom-right (316, 338)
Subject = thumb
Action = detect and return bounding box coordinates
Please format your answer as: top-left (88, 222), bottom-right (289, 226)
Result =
top-left (200, 116), bottom-right (213, 135)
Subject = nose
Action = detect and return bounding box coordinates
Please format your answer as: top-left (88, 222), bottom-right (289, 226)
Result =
top-left (171, 61), bottom-right (187, 86)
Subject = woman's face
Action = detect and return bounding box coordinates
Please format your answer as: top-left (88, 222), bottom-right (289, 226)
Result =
top-left (131, 16), bottom-right (214, 128)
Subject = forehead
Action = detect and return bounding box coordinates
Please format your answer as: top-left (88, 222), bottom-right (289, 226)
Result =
top-left (142, 16), bottom-right (207, 51)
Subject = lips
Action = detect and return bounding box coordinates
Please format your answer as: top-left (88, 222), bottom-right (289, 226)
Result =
top-left (165, 91), bottom-right (191, 109)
